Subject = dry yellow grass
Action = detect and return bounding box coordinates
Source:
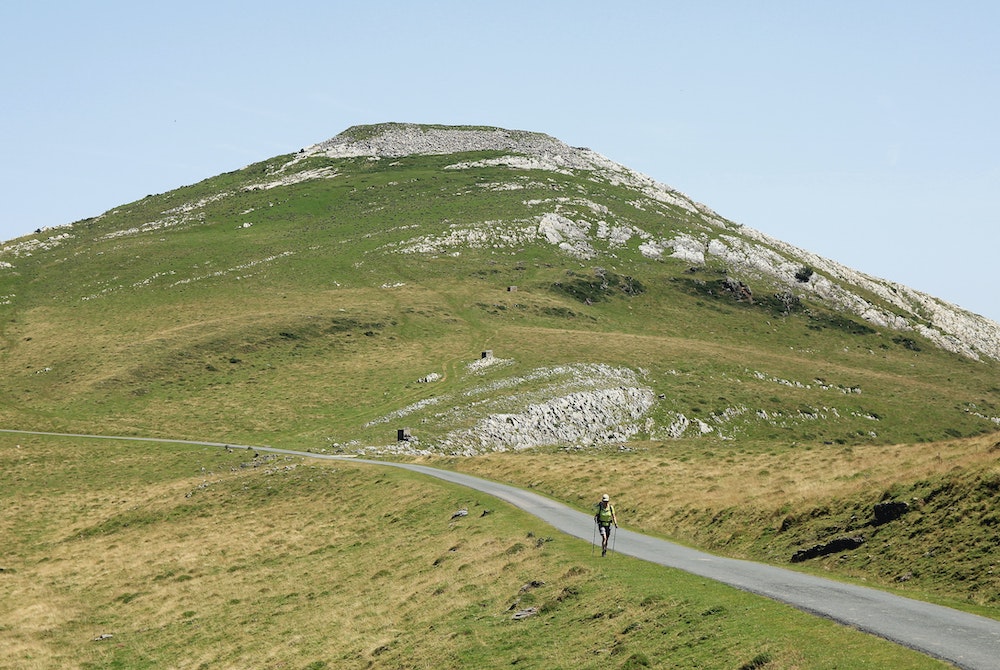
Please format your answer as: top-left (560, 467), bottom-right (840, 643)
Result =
top-left (438, 432), bottom-right (1000, 539)
top-left (0, 438), bottom-right (591, 668)
top-left (0, 436), bottom-right (959, 669)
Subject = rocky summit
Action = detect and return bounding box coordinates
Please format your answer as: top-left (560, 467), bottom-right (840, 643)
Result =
top-left (294, 123), bottom-right (1000, 362)
top-left (0, 122), bottom-right (997, 455)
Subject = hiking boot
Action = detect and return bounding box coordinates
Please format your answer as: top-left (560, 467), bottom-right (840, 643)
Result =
top-left (602, 548), bottom-right (606, 557)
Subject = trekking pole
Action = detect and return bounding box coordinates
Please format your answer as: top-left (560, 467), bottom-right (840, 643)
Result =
top-left (591, 520), bottom-right (597, 557)
top-left (611, 525), bottom-right (617, 556)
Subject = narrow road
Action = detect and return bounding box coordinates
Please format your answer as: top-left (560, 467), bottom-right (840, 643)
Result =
top-left (380, 459), bottom-right (1000, 670)
top-left (6, 429), bottom-right (1000, 669)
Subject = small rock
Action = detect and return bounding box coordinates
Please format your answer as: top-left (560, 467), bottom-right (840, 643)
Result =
top-left (873, 501), bottom-right (909, 525)
top-left (519, 580), bottom-right (545, 593)
top-left (791, 536), bottom-right (866, 563)
top-left (512, 607), bottom-right (538, 620)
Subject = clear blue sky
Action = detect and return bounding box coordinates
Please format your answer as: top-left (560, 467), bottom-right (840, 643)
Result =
top-left (2, 1), bottom-right (997, 322)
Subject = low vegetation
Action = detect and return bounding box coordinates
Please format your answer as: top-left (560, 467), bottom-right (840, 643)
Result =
top-left (0, 436), bottom-right (951, 669)
top-left (2, 123), bottom-right (998, 666)
top-left (440, 432), bottom-right (1000, 616)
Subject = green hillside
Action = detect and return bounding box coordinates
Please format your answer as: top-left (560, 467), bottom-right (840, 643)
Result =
top-left (2, 126), bottom-right (996, 450)
top-left (2, 123), bottom-right (999, 666)
top-left (0, 434), bottom-right (949, 669)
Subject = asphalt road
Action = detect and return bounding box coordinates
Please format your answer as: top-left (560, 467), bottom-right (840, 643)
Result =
top-left (370, 458), bottom-right (1000, 670)
top-left (5, 430), bottom-right (1000, 669)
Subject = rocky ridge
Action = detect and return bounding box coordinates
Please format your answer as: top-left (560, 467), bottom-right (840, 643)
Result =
top-left (6, 123), bottom-right (995, 361)
top-left (294, 123), bottom-right (1000, 362)
top-left (3, 122), bottom-right (998, 457)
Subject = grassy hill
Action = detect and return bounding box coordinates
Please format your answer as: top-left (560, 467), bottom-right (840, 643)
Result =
top-left (0, 434), bottom-right (951, 669)
top-left (2, 122), bottom-right (999, 666)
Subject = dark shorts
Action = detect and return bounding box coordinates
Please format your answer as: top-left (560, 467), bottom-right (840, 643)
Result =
top-left (598, 523), bottom-right (613, 539)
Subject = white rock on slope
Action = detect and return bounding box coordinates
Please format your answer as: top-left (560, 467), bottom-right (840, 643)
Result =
top-left (286, 123), bottom-right (1000, 362)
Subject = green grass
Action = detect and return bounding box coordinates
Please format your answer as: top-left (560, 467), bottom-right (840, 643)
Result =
top-left (1, 125), bottom-right (999, 666)
top-left (442, 432), bottom-right (1000, 617)
top-left (0, 436), bottom-right (951, 669)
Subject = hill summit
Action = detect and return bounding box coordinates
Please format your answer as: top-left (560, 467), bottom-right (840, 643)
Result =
top-left (0, 122), bottom-right (997, 454)
top-left (290, 122), bottom-right (1000, 362)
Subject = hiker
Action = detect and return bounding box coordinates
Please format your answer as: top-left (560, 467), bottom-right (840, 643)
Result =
top-left (595, 493), bottom-right (618, 557)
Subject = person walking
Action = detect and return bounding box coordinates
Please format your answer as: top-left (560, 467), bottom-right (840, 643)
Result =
top-left (595, 493), bottom-right (618, 557)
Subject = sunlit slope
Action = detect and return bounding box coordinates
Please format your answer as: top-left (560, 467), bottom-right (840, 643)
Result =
top-left (0, 124), bottom-right (997, 451)
top-left (0, 435), bottom-right (949, 669)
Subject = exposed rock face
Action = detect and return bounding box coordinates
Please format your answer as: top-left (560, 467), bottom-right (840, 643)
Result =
top-left (360, 362), bottom-right (657, 457)
top-left (294, 122), bottom-right (723, 222)
top-left (58, 121), bottom-right (995, 362)
top-left (293, 123), bottom-right (1000, 362)
top-left (437, 385), bottom-right (656, 456)
top-left (791, 536), bottom-right (866, 563)
top-left (304, 123), bottom-right (596, 168)
top-left (873, 500), bottom-right (910, 525)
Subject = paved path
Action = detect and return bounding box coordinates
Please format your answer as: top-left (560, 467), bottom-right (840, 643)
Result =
top-left (374, 459), bottom-right (1000, 670)
top-left (5, 429), bottom-right (1000, 669)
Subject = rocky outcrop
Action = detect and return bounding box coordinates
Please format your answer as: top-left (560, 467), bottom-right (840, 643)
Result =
top-left (791, 536), bottom-right (866, 563)
top-left (873, 500), bottom-right (909, 525)
top-left (129, 122), bottom-right (998, 362)
top-left (437, 386), bottom-right (656, 456)
top-left (301, 123), bottom-right (599, 169)
top-left (291, 123), bottom-right (1000, 362)
top-left (359, 362), bottom-right (658, 456)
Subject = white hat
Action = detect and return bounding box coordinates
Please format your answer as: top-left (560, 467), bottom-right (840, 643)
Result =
top-left (602, 494), bottom-right (609, 502)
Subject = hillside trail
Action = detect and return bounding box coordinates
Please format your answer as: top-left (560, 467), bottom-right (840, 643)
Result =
top-left (4, 429), bottom-right (1000, 669)
top-left (372, 458), bottom-right (1000, 670)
